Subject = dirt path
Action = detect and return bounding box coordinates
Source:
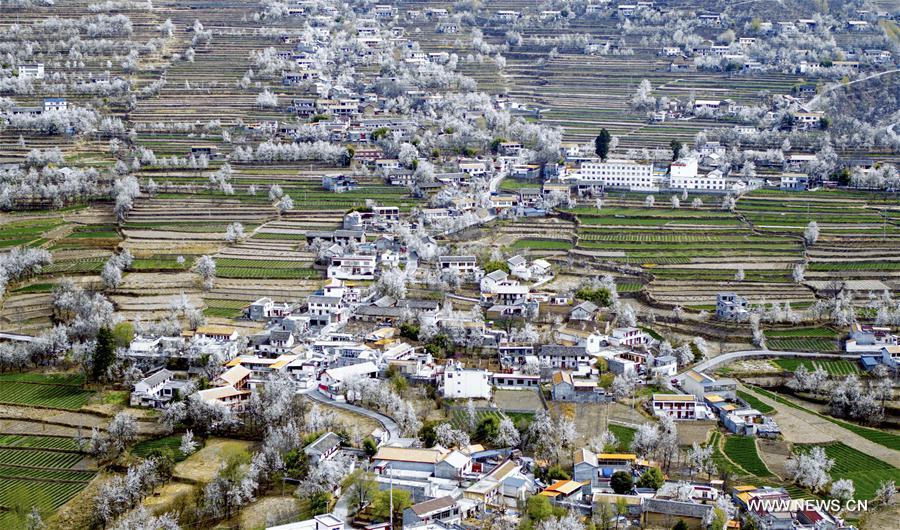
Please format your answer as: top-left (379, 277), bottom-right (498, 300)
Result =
top-left (743, 385), bottom-right (900, 467)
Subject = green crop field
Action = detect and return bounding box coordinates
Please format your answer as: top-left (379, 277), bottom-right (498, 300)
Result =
top-left (0, 448), bottom-right (83, 468)
top-left (707, 432), bottom-right (740, 475)
top-left (772, 359), bottom-right (860, 375)
top-left (736, 390), bottom-right (774, 414)
top-left (0, 380), bottom-right (92, 410)
top-left (0, 373), bottom-right (85, 385)
top-left (764, 327), bottom-right (838, 338)
top-left (803, 443), bottom-right (900, 500)
top-left (511, 238), bottom-right (573, 250)
top-left (449, 409), bottom-right (534, 433)
top-left (723, 436), bottom-right (772, 477)
top-left (132, 435), bottom-right (193, 462)
top-left (0, 433), bottom-right (93, 526)
top-left (0, 434), bottom-right (80, 451)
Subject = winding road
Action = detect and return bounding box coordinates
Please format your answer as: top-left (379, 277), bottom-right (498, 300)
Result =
top-left (303, 387), bottom-right (400, 442)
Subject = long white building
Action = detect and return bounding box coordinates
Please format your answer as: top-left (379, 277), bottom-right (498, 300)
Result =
top-left (567, 159), bottom-right (660, 191)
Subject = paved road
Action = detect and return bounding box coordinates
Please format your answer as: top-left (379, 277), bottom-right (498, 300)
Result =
top-left (685, 350), bottom-right (856, 374)
top-left (303, 388), bottom-right (400, 442)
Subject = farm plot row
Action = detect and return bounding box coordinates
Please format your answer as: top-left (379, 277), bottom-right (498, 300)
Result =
top-left (0, 479), bottom-right (89, 527)
top-left (0, 465), bottom-right (93, 482)
top-left (511, 238), bottom-right (573, 250)
top-left (766, 338), bottom-right (840, 353)
top-left (807, 443), bottom-right (900, 500)
top-left (0, 381), bottom-right (92, 410)
top-left (722, 436), bottom-right (772, 477)
top-left (203, 298), bottom-right (248, 318)
top-left (131, 435), bottom-right (193, 462)
top-left (0, 448), bottom-right (83, 469)
top-left (735, 390), bottom-right (774, 414)
top-left (0, 434), bottom-right (79, 451)
top-left (771, 358), bottom-right (859, 375)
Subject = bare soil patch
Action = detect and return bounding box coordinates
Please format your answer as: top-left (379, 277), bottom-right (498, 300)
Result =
top-left (493, 389), bottom-right (545, 412)
top-left (173, 438), bottom-right (256, 484)
top-left (238, 495), bottom-right (301, 529)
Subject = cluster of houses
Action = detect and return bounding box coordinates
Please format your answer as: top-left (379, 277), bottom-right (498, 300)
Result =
top-left (269, 436), bottom-right (845, 530)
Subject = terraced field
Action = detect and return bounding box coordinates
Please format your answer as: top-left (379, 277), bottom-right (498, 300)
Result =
top-left (0, 377), bottom-right (92, 410)
top-left (767, 338), bottom-right (840, 353)
top-left (803, 443), bottom-right (900, 500)
top-left (771, 358), bottom-right (861, 375)
top-left (723, 436), bottom-right (773, 477)
top-left (0, 434), bottom-right (93, 527)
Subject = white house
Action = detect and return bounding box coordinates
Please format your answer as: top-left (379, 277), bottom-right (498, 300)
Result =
top-left (441, 362), bottom-right (491, 399)
top-left (42, 98), bottom-right (67, 112)
top-left (130, 369), bottom-right (189, 408)
top-left (652, 394), bottom-right (701, 420)
top-left (845, 323), bottom-right (898, 353)
top-left (319, 361), bottom-right (378, 396)
top-left (507, 255), bottom-right (530, 280)
top-left (480, 269), bottom-right (509, 293)
top-left (327, 255), bottom-right (377, 280)
top-left (307, 295), bottom-right (347, 327)
top-left (438, 256), bottom-right (481, 278)
top-left (17, 63), bottom-right (44, 79)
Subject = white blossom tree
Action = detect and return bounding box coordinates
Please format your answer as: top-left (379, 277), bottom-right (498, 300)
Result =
top-left (785, 446), bottom-right (834, 493)
top-left (180, 430), bottom-right (198, 456)
top-left (225, 222), bottom-right (245, 244)
top-left (434, 423), bottom-right (470, 448)
top-left (194, 255), bottom-right (216, 291)
top-left (494, 417), bottom-right (520, 448)
top-left (830, 478), bottom-right (855, 504)
top-left (804, 221), bottom-right (819, 245)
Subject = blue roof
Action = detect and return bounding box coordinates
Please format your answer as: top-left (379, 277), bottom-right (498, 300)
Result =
top-left (44, 97), bottom-right (66, 102)
top-left (503, 476), bottom-right (526, 488)
top-left (860, 356), bottom-right (880, 369)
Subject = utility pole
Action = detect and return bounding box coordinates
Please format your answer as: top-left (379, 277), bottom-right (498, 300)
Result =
top-left (389, 463), bottom-right (394, 530)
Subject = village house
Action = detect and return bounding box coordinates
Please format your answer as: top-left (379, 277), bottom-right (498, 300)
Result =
top-left (569, 301), bottom-right (599, 321)
top-left (130, 369), bottom-right (189, 409)
top-left (327, 255), bottom-right (377, 280)
top-left (17, 63), bottom-right (45, 79)
top-left (318, 361), bottom-right (378, 397)
top-left (845, 322), bottom-right (898, 353)
top-left (643, 498), bottom-right (713, 529)
top-left (551, 371), bottom-right (604, 403)
top-left (307, 294), bottom-right (347, 327)
top-left (679, 370), bottom-right (737, 399)
top-left (303, 431), bottom-right (342, 466)
top-left (538, 345), bottom-right (592, 370)
top-left (716, 292), bottom-right (749, 321)
top-left (248, 297), bottom-right (292, 321)
top-left (438, 255), bottom-right (481, 278)
top-left (441, 362), bottom-right (491, 399)
top-left (402, 496), bottom-right (461, 528)
top-left (652, 394), bottom-right (704, 420)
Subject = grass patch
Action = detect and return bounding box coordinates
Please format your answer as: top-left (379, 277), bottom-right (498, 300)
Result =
top-left (132, 435), bottom-right (192, 462)
top-left (608, 424), bottom-right (636, 451)
top-left (102, 390), bottom-right (129, 406)
top-left (511, 238), bottom-right (573, 250)
top-left (736, 390), bottom-right (774, 414)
